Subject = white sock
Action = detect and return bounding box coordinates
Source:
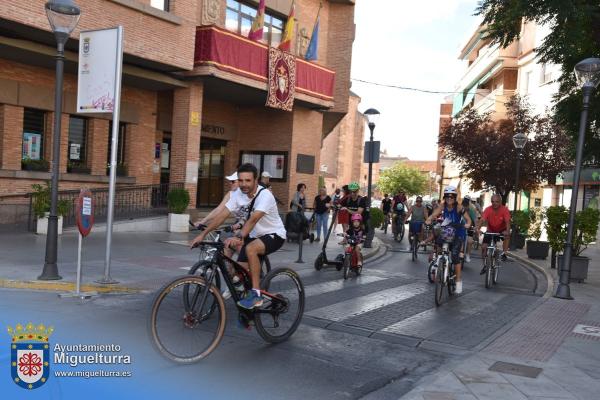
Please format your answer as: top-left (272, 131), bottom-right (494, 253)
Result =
top-left (253, 288), bottom-right (261, 297)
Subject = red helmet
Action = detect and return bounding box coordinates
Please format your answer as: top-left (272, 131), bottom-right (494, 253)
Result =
top-left (351, 213), bottom-right (363, 222)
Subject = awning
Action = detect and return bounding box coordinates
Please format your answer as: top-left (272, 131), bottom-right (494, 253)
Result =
top-left (452, 61), bottom-right (503, 117)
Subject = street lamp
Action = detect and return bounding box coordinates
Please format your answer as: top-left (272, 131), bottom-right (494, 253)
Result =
top-left (555, 57), bottom-right (600, 300)
top-left (39, 0), bottom-right (81, 281)
top-left (510, 132), bottom-right (527, 251)
top-left (438, 155), bottom-right (446, 199)
top-left (363, 108), bottom-right (380, 248)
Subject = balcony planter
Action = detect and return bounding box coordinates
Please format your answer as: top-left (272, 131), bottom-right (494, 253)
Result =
top-left (526, 240), bottom-right (550, 259)
top-left (167, 188), bottom-right (190, 233)
top-left (36, 212), bottom-right (63, 235)
top-left (558, 255), bottom-right (589, 283)
top-left (22, 159), bottom-right (50, 172)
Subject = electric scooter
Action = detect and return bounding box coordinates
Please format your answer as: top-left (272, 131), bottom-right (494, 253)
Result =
top-left (314, 206), bottom-right (344, 271)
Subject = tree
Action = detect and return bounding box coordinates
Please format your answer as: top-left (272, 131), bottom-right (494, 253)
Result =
top-left (377, 162), bottom-right (428, 196)
top-left (439, 96), bottom-right (571, 204)
top-left (476, 0), bottom-right (600, 162)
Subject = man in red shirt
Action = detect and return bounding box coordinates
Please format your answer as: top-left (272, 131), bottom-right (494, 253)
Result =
top-left (476, 194), bottom-right (511, 272)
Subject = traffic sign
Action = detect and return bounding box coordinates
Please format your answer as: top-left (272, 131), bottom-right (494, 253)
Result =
top-left (75, 189), bottom-right (94, 237)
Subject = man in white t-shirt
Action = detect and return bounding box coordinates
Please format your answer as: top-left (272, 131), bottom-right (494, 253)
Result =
top-left (190, 163), bottom-right (286, 309)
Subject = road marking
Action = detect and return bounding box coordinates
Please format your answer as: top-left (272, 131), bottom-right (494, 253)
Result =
top-left (306, 282), bottom-right (429, 322)
top-left (281, 275), bottom-right (385, 297)
top-left (572, 324), bottom-right (600, 338)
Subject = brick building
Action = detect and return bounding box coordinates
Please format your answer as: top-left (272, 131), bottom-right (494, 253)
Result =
top-left (0, 0), bottom-right (357, 215)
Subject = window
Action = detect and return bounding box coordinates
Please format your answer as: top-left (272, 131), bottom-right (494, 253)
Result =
top-left (107, 122), bottom-right (127, 166)
top-left (225, 0), bottom-right (286, 47)
top-left (67, 116), bottom-right (89, 173)
top-left (22, 109), bottom-right (45, 161)
top-left (540, 63), bottom-right (552, 84)
top-left (523, 70), bottom-right (534, 94)
top-left (150, 0), bottom-right (169, 12)
top-left (239, 151), bottom-right (287, 181)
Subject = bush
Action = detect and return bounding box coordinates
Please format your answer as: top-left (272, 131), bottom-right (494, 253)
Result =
top-left (369, 207), bottom-right (385, 229)
top-left (22, 158), bottom-right (50, 172)
top-left (31, 182), bottom-right (70, 218)
top-left (511, 210), bottom-right (531, 235)
top-left (167, 188), bottom-right (190, 214)
top-left (528, 207), bottom-right (546, 241)
top-left (545, 205), bottom-right (599, 256)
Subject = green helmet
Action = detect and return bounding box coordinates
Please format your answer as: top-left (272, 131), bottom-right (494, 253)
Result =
top-left (348, 182), bottom-right (360, 191)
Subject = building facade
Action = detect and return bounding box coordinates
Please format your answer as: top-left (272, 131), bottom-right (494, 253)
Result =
top-left (0, 0), bottom-right (357, 221)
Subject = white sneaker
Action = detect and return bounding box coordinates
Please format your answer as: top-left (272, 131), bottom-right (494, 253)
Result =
top-left (455, 281), bottom-right (463, 294)
top-left (465, 254), bottom-right (471, 263)
top-left (222, 289), bottom-right (232, 300)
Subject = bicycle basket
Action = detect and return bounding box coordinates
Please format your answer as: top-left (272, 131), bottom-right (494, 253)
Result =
top-left (440, 226), bottom-right (456, 243)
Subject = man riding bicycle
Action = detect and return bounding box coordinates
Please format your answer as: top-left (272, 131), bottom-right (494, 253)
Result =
top-left (190, 163), bottom-right (286, 310)
top-left (340, 182), bottom-right (368, 232)
top-left (404, 195), bottom-right (429, 243)
top-left (380, 193), bottom-right (392, 231)
top-left (476, 194), bottom-right (511, 274)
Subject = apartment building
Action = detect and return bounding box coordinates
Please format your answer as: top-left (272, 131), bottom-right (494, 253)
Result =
top-left (0, 0), bottom-right (357, 214)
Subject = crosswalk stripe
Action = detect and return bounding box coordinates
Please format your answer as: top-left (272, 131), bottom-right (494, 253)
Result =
top-left (380, 289), bottom-right (506, 337)
top-left (282, 275), bottom-right (385, 297)
top-left (306, 282), bottom-right (429, 322)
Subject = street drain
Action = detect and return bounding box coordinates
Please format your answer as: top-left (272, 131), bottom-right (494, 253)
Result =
top-left (488, 361), bottom-right (542, 378)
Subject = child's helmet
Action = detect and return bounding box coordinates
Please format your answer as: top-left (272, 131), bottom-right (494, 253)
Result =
top-left (351, 213), bottom-right (363, 222)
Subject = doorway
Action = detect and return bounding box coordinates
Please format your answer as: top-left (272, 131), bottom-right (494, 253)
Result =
top-left (197, 138), bottom-right (226, 207)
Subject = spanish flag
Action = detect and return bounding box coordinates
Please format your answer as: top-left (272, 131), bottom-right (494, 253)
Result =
top-left (248, 0), bottom-right (266, 41)
top-left (278, 1), bottom-right (295, 52)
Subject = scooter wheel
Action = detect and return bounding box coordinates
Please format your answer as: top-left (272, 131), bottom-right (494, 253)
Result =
top-left (314, 254), bottom-right (324, 271)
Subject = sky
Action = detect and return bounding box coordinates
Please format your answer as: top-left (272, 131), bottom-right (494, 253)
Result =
top-left (351, 0), bottom-right (481, 161)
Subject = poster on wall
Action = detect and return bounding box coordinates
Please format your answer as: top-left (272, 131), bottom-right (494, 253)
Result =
top-left (22, 132), bottom-right (41, 160)
top-left (76, 28), bottom-right (120, 113)
top-left (70, 143), bottom-right (81, 160)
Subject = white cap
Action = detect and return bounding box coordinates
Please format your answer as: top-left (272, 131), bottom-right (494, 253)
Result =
top-left (261, 171), bottom-right (272, 178)
top-left (225, 172), bottom-right (238, 181)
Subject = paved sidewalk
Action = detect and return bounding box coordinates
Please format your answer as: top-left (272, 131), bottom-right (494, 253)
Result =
top-left (0, 226), bottom-right (381, 293)
top-left (399, 245), bottom-right (600, 400)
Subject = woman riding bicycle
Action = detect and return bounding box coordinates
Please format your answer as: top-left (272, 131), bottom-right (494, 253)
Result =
top-left (404, 195), bottom-right (429, 243)
top-left (425, 186), bottom-right (472, 294)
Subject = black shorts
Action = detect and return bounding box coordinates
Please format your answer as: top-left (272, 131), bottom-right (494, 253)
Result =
top-left (238, 234), bottom-right (285, 263)
top-left (482, 233), bottom-right (504, 245)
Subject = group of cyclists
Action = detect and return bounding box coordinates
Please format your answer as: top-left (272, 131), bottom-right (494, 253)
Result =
top-left (380, 187), bottom-right (512, 294)
top-left (189, 160), bottom-right (513, 307)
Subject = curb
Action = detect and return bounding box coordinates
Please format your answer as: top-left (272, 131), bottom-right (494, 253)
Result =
top-left (363, 237), bottom-right (382, 261)
top-left (0, 279), bottom-right (143, 294)
top-left (508, 251), bottom-right (554, 298)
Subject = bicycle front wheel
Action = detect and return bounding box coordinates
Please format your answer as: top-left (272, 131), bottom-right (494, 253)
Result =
top-left (185, 261), bottom-right (220, 316)
top-left (434, 262), bottom-right (445, 306)
top-left (149, 276), bottom-right (226, 363)
top-left (255, 268), bottom-right (305, 343)
top-left (343, 254), bottom-right (350, 280)
top-left (485, 254), bottom-right (493, 289)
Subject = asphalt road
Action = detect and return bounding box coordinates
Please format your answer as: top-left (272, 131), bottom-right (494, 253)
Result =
top-left (0, 230), bottom-right (546, 400)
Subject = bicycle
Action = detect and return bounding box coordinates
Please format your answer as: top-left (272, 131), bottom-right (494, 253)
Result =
top-left (149, 230), bottom-right (305, 363)
top-left (434, 239), bottom-right (456, 306)
top-left (392, 213), bottom-right (405, 242)
top-left (338, 233), bottom-right (363, 279)
top-left (408, 222), bottom-right (421, 261)
top-left (482, 233), bottom-right (503, 289)
top-left (188, 225), bottom-right (271, 283)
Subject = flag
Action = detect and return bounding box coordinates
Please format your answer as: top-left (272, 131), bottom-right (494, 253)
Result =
top-left (248, 0), bottom-right (266, 41)
top-left (278, 1), bottom-right (295, 52)
top-left (305, 10), bottom-right (320, 61)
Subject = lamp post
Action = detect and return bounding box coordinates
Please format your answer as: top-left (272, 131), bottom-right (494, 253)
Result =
top-left (555, 57), bottom-right (600, 300)
top-left (510, 132), bottom-right (527, 251)
top-left (363, 108), bottom-right (380, 248)
top-left (39, 0), bottom-right (81, 280)
top-left (438, 155), bottom-right (446, 199)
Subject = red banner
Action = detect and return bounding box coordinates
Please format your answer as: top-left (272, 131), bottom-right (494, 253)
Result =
top-left (194, 26), bottom-right (335, 101)
top-left (266, 48), bottom-right (296, 111)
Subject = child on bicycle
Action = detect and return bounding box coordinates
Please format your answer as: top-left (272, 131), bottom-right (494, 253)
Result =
top-left (344, 213), bottom-right (365, 268)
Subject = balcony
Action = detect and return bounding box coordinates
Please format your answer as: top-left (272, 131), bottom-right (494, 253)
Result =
top-left (191, 25), bottom-right (335, 108)
top-left (457, 42), bottom-right (518, 93)
top-left (473, 89), bottom-right (515, 119)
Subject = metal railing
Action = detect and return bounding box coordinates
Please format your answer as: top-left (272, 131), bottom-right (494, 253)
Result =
top-left (0, 182), bottom-right (183, 232)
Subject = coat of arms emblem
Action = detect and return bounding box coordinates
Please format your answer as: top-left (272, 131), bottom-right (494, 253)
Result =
top-left (8, 322), bottom-right (53, 390)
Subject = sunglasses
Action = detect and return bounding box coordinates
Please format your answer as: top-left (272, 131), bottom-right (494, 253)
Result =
top-left (444, 195), bottom-right (456, 199)
top-left (416, 200), bottom-right (422, 202)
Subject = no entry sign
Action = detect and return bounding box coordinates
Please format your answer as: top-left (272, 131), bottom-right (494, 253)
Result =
top-left (76, 189), bottom-right (94, 237)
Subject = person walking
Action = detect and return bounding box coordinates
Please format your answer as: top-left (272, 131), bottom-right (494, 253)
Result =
top-left (313, 187), bottom-right (331, 242)
top-left (290, 183), bottom-right (306, 212)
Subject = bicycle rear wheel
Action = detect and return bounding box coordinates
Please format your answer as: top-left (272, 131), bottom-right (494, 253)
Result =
top-left (434, 262), bottom-right (445, 306)
top-left (261, 256), bottom-right (272, 278)
top-left (399, 223), bottom-right (405, 241)
top-left (255, 268), bottom-right (305, 343)
top-left (149, 276), bottom-right (226, 363)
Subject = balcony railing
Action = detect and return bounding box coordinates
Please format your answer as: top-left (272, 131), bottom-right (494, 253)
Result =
top-left (194, 25), bottom-right (335, 102)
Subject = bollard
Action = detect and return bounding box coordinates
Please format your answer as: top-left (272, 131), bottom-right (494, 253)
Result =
top-left (295, 233), bottom-right (304, 263)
